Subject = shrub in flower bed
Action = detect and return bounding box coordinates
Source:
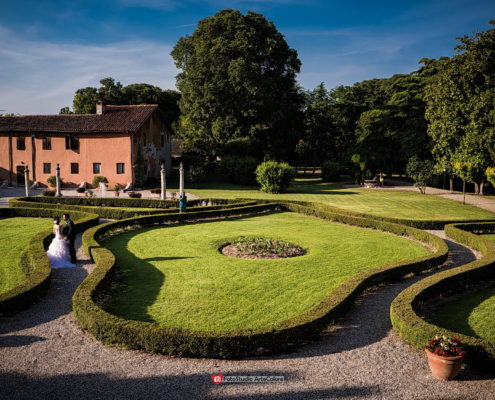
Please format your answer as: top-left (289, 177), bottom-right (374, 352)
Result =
top-left (73, 200), bottom-right (447, 358)
top-left (42, 190), bottom-right (56, 196)
top-left (255, 161), bottom-right (295, 193)
top-left (0, 208), bottom-right (98, 316)
top-left (390, 221), bottom-right (495, 372)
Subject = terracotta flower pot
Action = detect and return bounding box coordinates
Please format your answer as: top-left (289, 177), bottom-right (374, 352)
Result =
top-left (425, 349), bottom-right (464, 380)
top-left (114, 192), bottom-right (120, 197)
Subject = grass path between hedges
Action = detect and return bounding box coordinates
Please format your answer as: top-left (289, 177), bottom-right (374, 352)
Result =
top-left (0, 217), bottom-right (51, 295)
top-left (428, 232), bottom-right (495, 344)
top-left (103, 211), bottom-right (430, 332)
top-left (184, 177), bottom-right (495, 222)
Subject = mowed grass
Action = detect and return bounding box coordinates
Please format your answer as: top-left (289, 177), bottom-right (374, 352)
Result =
top-left (0, 217), bottom-right (52, 295)
top-left (183, 177), bottom-right (495, 221)
top-left (430, 285), bottom-right (495, 343)
top-left (104, 211), bottom-right (430, 332)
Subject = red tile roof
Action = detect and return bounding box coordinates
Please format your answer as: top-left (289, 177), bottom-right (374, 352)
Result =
top-left (0, 105), bottom-right (159, 134)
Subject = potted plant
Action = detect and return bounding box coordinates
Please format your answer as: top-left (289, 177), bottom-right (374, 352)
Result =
top-left (425, 336), bottom-right (467, 380)
top-left (113, 184), bottom-right (122, 197)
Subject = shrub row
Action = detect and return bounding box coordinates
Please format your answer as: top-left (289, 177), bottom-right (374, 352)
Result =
top-left (0, 208), bottom-right (99, 316)
top-left (73, 201), bottom-right (448, 359)
top-left (390, 221), bottom-right (495, 372)
top-left (9, 197), bottom-right (257, 220)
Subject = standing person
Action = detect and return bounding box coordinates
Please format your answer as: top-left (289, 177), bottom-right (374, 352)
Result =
top-left (46, 217), bottom-right (75, 268)
top-left (62, 213), bottom-right (77, 264)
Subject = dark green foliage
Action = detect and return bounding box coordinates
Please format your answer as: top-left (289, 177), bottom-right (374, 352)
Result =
top-left (0, 208), bottom-right (98, 316)
top-left (186, 164), bottom-right (207, 183)
top-left (92, 175), bottom-right (108, 188)
top-left (42, 190), bottom-right (56, 197)
top-left (321, 161), bottom-right (342, 182)
top-left (128, 192), bottom-right (142, 199)
top-left (171, 9), bottom-right (303, 160)
top-left (220, 155), bottom-right (258, 185)
top-left (425, 23), bottom-right (495, 193)
top-left (390, 221), bottom-right (495, 372)
top-left (46, 175), bottom-right (57, 188)
top-left (255, 161), bottom-right (295, 193)
top-left (406, 156), bottom-right (435, 194)
top-left (10, 196), bottom-right (256, 220)
top-left (219, 137), bottom-right (256, 158)
top-left (72, 77), bottom-right (181, 124)
top-left (73, 200), bottom-right (447, 358)
top-left (76, 187), bottom-right (86, 193)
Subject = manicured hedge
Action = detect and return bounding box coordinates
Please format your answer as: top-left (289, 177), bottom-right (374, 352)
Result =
top-left (9, 196), bottom-right (255, 220)
top-left (73, 201), bottom-right (448, 358)
top-left (390, 222), bottom-right (495, 372)
top-left (238, 198), bottom-right (495, 229)
top-left (0, 208), bottom-right (99, 316)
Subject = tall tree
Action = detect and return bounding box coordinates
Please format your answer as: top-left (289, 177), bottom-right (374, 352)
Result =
top-left (425, 21), bottom-right (495, 194)
top-left (171, 9), bottom-right (303, 160)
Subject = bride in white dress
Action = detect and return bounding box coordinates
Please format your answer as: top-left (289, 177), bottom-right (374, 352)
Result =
top-left (46, 217), bottom-right (76, 269)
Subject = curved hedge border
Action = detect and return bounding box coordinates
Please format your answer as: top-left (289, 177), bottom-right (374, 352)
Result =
top-left (9, 196), bottom-right (257, 220)
top-left (0, 208), bottom-right (99, 316)
top-left (238, 198), bottom-right (495, 229)
top-left (73, 201), bottom-right (448, 358)
top-left (390, 221), bottom-right (495, 372)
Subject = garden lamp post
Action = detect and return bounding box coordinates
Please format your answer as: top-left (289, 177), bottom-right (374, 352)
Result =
top-left (24, 165), bottom-right (29, 197)
top-left (179, 162), bottom-right (187, 213)
top-left (160, 162), bottom-right (166, 201)
top-left (55, 164), bottom-right (62, 197)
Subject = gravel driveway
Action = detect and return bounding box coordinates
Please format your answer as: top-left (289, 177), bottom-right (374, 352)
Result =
top-left (0, 232), bottom-right (494, 400)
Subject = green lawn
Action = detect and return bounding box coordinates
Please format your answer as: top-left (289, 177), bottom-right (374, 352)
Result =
top-left (0, 217), bottom-right (52, 295)
top-left (430, 285), bottom-right (495, 343)
top-left (104, 211), bottom-right (430, 332)
top-left (183, 177), bottom-right (495, 221)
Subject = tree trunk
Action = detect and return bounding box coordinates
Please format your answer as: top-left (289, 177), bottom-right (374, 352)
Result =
top-left (474, 182), bottom-right (479, 195)
top-left (450, 178), bottom-right (454, 192)
top-left (480, 181), bottom-right (485, 195)
top-left (463, 180), bottom-right (466, 204)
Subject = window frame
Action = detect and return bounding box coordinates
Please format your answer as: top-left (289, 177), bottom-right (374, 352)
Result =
top-left (93, 162), bottom-right (101, 174)
top-left (43, 163), bottom-right (51, 174)
top-left (70, 162), bottom-right (79, 174)
top-left (116, 163), bottom-right (125, 174)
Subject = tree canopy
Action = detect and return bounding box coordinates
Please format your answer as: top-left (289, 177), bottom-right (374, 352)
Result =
top-left (425, 21), bottom-right (495, 193)
top-left (171, 9), bottom-right (303, 160)
top-left (68, 77), bottom-right (181, 125)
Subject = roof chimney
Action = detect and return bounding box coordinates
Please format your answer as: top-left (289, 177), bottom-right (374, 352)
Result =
top-left (96, 100), bottom-right (106, 115)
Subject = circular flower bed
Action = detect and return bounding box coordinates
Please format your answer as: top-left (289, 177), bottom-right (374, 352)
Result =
top-left (220, 236), bottom-right (306, 259)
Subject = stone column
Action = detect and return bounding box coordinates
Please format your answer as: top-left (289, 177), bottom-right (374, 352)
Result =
top-left (160, 162), bottom-right (166, 200)
top-left (55, 164), bottom-right (62, 197)
top-left (24, 165), bottom-right (29, 197)
top-left (179, 162), bottom-right (185, 197)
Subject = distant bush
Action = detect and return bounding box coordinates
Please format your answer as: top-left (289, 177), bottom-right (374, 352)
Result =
top-left (220, 155), bottom-right (258, 185)
top-left (321, 161), bottom-right (342, 182)
top-left (150, 188), bottom-right (161, 194)
top-left (46, 176), bottom-right (57, 188)
top-left (92, 176), bottom-right (108, 188)
top-left (128, 192), bottom-right (142, 199)
top-left (41, 190), bottom-right (56, 197)
top-left (186, 164), bottom-right (207, 183)
top-left (255, 161), bottom-right (295, 193)
top-left (76, 187), bottom-right (86, 193)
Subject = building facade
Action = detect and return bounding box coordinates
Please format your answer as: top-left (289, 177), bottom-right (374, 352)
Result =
top-left (0, 103), bottom-right (172, 188)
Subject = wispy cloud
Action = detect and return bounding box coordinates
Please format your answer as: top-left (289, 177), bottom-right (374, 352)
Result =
top-left (0, 28), bottom-right (178, 115)
top-left (114, 0), bottom-right (309, 11)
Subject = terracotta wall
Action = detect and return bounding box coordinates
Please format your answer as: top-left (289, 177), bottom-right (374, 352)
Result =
top-left (0, 133), bottom-right (132, 188)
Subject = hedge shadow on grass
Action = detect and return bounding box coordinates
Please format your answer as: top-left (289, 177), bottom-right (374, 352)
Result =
top-left (73, 201), bottom-right (448, 359)
top-left (390, 221), bottom-right (495, 372)
top-left (0, 208), bottom-right (99, 317)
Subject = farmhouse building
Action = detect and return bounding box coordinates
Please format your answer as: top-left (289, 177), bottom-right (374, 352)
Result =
top-left (0, 102), bottom-right (172, 188)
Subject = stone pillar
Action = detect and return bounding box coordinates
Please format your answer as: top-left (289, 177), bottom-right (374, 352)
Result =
top-left (179, 162), bottom-right (185, 197)
top-left (55, 164), bottom-right (62, 197)
top-left (24, 165), bottom-right (29, 197)
top-left (160, 162), bottom-right (166, 200)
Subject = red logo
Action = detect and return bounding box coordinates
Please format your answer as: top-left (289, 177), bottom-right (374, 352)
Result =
top-left (211, 374), bottom-right (224, 384)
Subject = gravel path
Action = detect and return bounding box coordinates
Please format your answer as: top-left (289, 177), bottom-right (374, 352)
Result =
top-left (1, 232), bottom-right (494, 399)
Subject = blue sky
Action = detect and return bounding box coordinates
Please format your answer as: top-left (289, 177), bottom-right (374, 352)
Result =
top-left (0, 0), bottom-right (493, 114)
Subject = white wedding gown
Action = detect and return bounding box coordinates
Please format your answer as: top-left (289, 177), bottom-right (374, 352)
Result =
top-left (46, 224), bottom-right (76, 269)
